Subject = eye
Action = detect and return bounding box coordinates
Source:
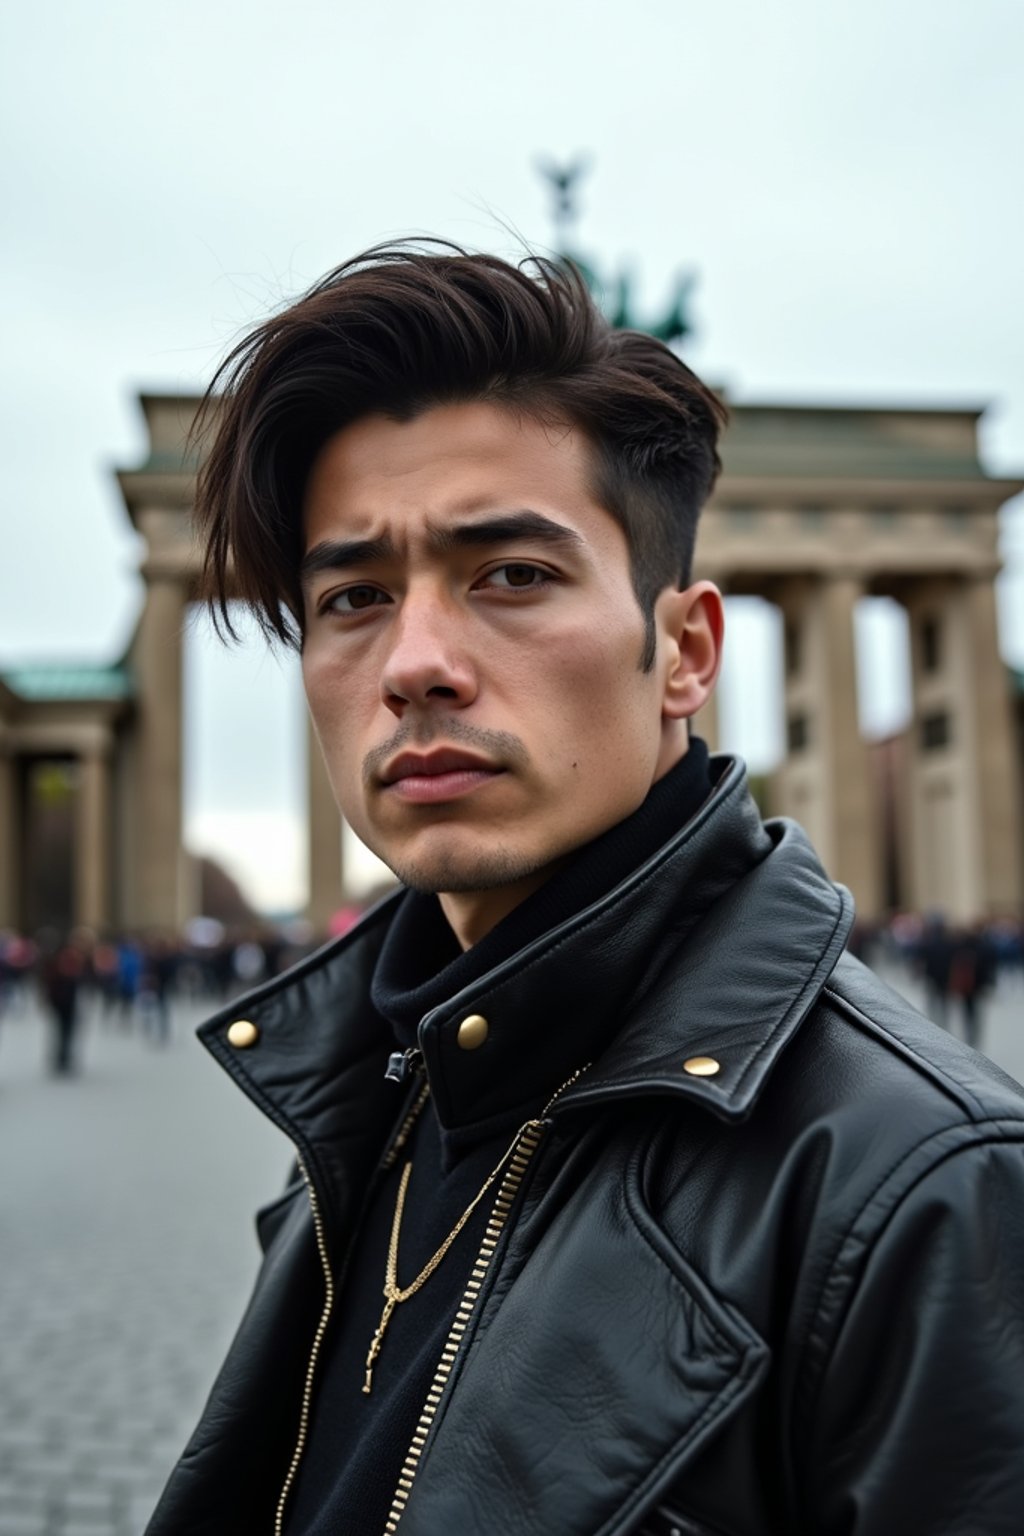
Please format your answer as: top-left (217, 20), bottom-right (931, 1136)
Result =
top-left (322, 584), bottom-right (390, 614)
top-left (482, 563), bottom-right (550, 590)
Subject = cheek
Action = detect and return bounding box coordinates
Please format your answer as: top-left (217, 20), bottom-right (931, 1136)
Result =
top-left (302, 657), bottom-right (334, 744)
top-left (303, 646), bottom-right (367, 729)
top-left (529, 626), bottom-right (654, 768)
top-left (301, 640), bottom-right (332, 703)
top-left (301, 655), bottom-right (367, 808)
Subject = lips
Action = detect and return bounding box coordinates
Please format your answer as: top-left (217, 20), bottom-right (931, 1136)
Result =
top-left (381, 748), bottom-right (500, 785)
top-left (379, 748), bottom-right (505, 804)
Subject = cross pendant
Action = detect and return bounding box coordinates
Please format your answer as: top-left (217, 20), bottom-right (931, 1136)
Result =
top-left (363, 1293), bottom-right (397, 1395)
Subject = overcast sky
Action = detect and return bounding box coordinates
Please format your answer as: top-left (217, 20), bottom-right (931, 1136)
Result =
top-left (2, 0), bottom-right (1022, 912)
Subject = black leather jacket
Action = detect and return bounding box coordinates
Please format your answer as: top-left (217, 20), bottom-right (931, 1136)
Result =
top-left (147, 759), bottom-right (1024, 1536)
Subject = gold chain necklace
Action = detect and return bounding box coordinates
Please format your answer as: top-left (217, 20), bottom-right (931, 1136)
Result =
top-left (363, 1064), bottom-right (587, 1395)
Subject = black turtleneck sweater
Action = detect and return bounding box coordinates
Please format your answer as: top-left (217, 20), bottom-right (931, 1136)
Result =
top-left (287, 742), bottom-right (713, 1535)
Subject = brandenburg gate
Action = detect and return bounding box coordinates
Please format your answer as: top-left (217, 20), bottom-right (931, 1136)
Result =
top-left (0, 392), bottom-right (1021, 933)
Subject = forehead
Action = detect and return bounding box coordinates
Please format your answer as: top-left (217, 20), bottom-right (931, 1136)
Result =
top-left (302, 400), bottom-right (624, 556)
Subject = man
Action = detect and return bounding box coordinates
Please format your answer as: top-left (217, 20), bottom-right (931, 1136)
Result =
top-left (147, 247), bottom-right (1024, 1535)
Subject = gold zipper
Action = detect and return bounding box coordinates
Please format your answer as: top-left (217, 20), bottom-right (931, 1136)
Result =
top-left (274, 1083), bottom-right (428, 1534)
top-left (383, 1082), bottom-right (431, 1169)
top-left (382, 1117), bottom-right (545, 1533)
top-left (273, 1155), bottom-right (335, 1536)
top-left (272, 1066), bottom-right (580, 1536)
top-left (382, 1064), bottom-right (587, 1534)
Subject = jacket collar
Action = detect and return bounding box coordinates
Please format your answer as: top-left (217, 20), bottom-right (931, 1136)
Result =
top-left (558, 812), bottom-right (853, 1123)
top-left (198, 756), bottom-right (853, 1172)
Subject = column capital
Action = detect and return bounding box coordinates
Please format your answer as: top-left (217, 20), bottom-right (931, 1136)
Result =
top-left (76, 725), bottom-right (115, 761)
top-left (5, 721), bottom-right (114, 759)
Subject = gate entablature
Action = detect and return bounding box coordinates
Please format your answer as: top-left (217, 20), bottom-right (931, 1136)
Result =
top-left (698, 400), bottom-right (1018, 590)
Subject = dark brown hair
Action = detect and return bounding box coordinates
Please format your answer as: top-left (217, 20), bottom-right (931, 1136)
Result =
top-left (195, 241), bottom-right (727, 669)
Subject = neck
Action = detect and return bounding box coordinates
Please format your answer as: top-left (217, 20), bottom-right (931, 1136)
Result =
top-left (439, 863), bottom-right (569, 950)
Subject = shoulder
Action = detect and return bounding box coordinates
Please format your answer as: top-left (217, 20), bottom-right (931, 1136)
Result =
top-left (740, 951), bottom-right (1024, 1233)
top-left (816, 951), bottom-right (1024, 1132)
top-left (644, 950), bottom-right (1024, 1329)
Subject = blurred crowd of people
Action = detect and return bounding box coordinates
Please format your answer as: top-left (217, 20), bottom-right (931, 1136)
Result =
top-left (1, 906), bottom-right (1020, 1076)
top-left (0, 918), bottom-right (334, 1075)
top-left (850, 912), bottom-right (1024, 1051)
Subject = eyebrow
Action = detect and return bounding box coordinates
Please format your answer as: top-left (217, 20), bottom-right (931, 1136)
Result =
top-left (429, 510), bottom-right (584, 554)
top-left (299, 535), bottom-right (395, 588)
top-left (299, 509), bottom-right (584, 589)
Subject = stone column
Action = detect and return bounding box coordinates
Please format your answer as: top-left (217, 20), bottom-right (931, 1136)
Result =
top-left (901, 575), bottom-right (1021, 920)
top-left (0, 741), bottom-right (18, 930)
top-left (819, 576), bottom-right (880, 916)
top-left (902, 578), bottom-right (967, 918)
top-left (74, 741), bottom-right (111, 931)
top-left (774, 576), bottom-right (880, 918)
top-left (307, 712), bottom-right (344, 934)
top-left (131, 573), bottom-right (187, 929)
top-left (964, 576), bottom-right (1022, 913)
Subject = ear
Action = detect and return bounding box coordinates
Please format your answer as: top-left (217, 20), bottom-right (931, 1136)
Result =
top-left (656, 581), bottom-right (725, 720)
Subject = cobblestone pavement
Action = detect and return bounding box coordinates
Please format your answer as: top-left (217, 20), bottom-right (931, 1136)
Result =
top-left (1, 967), bottom-right (1022, 1535)
top-left (0, 992), bottom-right (288, 1536)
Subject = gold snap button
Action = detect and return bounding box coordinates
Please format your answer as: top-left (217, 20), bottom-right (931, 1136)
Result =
top-left (683, 1055), bottom-right (720, 1077)
top-left (456, 1014), bottom-right (489, 1050)
top-left (227, 1019), bottom-right (260, 1049)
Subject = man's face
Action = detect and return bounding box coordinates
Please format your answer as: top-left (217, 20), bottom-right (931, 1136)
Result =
top-left (301, 401), bottom-right (693, 942)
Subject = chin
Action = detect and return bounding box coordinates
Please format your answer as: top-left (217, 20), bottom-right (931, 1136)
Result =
top-left (384, 839), bottom-right (550, 897)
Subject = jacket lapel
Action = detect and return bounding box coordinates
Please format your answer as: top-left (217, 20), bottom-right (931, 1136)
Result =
top-left (561, 818), bottom-right (854, 1124)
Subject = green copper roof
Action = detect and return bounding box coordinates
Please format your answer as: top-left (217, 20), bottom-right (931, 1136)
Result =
top-left (1, 664), bottom-right (134, 702)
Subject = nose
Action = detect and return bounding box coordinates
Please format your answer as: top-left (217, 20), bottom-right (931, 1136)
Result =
top-left (380, 589), bottom-right (478, 719)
